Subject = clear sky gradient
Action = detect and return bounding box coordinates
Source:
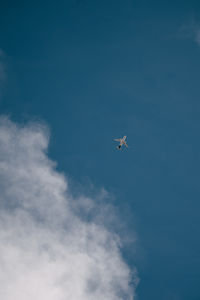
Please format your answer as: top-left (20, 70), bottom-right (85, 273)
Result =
top-left (1, 1), bottom-right (200, 299)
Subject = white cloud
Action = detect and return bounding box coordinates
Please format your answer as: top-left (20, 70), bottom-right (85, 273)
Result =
top-left (0, 117), bottom-right (138, 300)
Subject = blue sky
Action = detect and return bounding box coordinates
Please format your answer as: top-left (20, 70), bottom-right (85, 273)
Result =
top-left (1, 1), bottom-right (200, 299)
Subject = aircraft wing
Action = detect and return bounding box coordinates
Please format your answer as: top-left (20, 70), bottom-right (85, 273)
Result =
top-left (114, 139), bottom-right (121, 142)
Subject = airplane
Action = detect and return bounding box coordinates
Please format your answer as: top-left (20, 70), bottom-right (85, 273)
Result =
top-left (113, 135), bottom-right (128, 150)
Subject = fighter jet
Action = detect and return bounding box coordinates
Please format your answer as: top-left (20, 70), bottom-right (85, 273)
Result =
top-left (114, 135), bottom-right (128, 150)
